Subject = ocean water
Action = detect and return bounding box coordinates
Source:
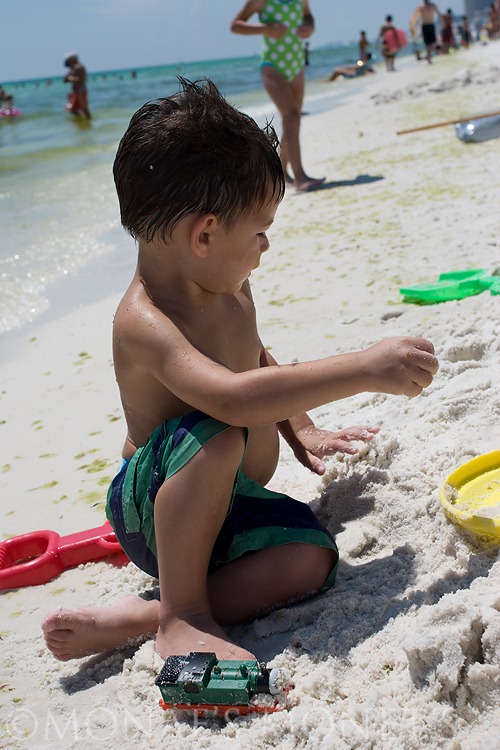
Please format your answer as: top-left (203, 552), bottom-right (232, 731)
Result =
top-left (0, 44), bottom-right (362, 335)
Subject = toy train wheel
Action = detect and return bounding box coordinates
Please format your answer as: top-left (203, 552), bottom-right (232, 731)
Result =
top-left (159, 699), bottom-right (280, 716)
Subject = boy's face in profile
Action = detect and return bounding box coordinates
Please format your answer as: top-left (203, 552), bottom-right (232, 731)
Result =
top-left (206, 196), bottom-right (280, 294)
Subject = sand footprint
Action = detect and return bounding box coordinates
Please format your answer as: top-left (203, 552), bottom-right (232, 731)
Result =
top-left (444, 337), bottom-right (486, 363)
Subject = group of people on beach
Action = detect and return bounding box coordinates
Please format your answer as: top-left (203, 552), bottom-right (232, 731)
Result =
top-left (408, 1), bottom-right (470, 63)
top-left (327, 2), bottom-right (494, 82)
top-left (1, 52), bottom-right (91, 121)
top-left (407, 1), bottom-right (500, 62)
top-left (379, 2), bottom-right (479, 71)
top-left (41, 0), bottom-right (441, 672)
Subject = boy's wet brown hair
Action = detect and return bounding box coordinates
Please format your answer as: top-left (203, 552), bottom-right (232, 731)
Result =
top-left (113, 78), bottom-right (285, 243)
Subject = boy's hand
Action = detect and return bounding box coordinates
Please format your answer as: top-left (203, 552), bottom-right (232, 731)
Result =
top-left (292, 425), bottom-right (380, 476)
top-left (360, 337), bottom-right (438, 397)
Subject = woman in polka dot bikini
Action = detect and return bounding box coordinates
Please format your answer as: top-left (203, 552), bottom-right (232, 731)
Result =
top-left (231, 0), bottom-right (325, 192)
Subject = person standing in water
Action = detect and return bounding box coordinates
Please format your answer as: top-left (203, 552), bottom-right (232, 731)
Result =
top-left (64, 53), bottom-right (91, 118)
top-left (0, 85), bottom-right (15, 111)
top-left (231, 1), bottom-right (325, 192)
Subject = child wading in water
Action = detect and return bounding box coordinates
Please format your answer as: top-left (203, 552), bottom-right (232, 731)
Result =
top-left (43, 79), bottom-right (438, 664)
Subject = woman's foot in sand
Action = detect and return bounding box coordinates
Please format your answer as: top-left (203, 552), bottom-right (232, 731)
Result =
top-left (294, 176), bottom-right (326, 192)
top-left (42, 595), bottom-right (159, 661)
top-left (156, 612), bottom-right (254, 662)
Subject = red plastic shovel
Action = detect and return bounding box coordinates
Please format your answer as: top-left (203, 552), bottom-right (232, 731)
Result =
top-left (0, 521), bottom-right (127, 591)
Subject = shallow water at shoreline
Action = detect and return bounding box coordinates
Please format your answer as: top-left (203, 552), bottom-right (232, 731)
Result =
top-left (0, 44), bottom-right (381, 336)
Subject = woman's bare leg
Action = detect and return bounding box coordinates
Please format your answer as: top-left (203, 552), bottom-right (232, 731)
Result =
top-left (261, 66), bottom-right (325, 191)
top-left (279, 70), bottom-right (305, 181)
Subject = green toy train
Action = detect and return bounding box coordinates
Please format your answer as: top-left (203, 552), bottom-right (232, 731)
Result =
top-left (155, 651), bottom-right (283, 716)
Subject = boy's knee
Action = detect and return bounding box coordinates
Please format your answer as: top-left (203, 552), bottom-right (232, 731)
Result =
top-left (291, 543), bottom-right (338, 594)
top-left (305, 544), bottom-right (338, 593)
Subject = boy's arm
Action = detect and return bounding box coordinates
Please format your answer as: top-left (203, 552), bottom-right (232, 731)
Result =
top-left (121, 300), bottom-right (438, 430)
top-left (260, 348), bottom-right (379, 475)
top-left (259, 347), bottom-right (313, 434)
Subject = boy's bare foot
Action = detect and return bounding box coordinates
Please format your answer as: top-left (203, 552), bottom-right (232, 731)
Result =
top-left (43, 599), bottom-right (254, 663)
top-left (156, 613), bottom-right (255, 662)
top-left (295, 176), bottom-right (326, 192)
top-left (42, 595), bottom-right (159, 661)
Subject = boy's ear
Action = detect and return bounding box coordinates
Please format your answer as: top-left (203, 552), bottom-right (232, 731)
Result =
top-left (190, 213), bottom-right (218, 258)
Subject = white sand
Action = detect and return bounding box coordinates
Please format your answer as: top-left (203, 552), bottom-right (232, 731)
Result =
top-left (1, 44), bottom-right (499, 749)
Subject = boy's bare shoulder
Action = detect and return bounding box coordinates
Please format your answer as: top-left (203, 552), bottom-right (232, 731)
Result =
top-left (113, 275), bottom-right (260, 373)
top-left (112, 277), bottom-right (182, 365)
top-left (114, 279), bottom-right (159, 332)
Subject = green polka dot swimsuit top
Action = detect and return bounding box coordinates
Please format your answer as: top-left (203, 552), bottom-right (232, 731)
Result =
top-left (259, 0), bottom-right (305, 81)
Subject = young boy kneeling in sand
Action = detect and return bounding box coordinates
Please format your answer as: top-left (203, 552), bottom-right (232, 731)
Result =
top-left (43, 79), bottom-right (438, 663)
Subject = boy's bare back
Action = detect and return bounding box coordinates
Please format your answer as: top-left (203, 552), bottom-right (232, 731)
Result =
top-left (112, 194), bottom-right (282, 484)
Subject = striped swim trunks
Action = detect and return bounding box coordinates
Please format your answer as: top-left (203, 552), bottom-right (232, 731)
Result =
top-left (106, 410), bottom-right (338, 588)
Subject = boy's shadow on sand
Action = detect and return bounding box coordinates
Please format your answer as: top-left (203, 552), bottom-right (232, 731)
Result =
top-left (236, 468), bottom-right (498, 662)
top-left (294, 174), bottom-right (384, 194)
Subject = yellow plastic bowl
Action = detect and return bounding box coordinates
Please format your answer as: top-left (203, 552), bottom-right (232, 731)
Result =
top-left (440, 451), bottom-right (500, 539)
